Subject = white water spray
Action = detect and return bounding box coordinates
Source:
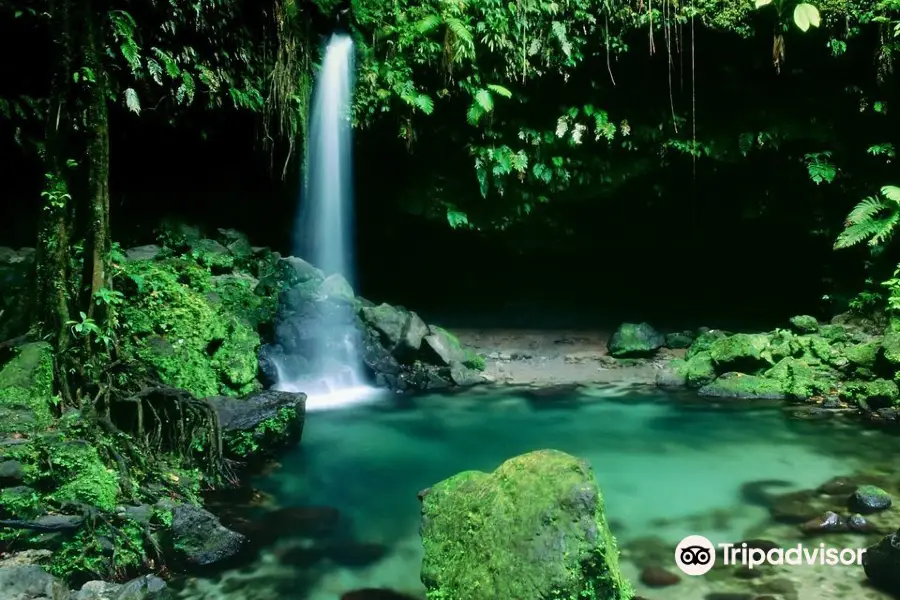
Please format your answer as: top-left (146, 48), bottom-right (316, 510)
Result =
top-left (273, 33), bottom-right (378, 411)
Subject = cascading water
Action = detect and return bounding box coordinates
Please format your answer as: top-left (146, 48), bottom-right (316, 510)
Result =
top-left (271, 33), bottom-right (378, 410)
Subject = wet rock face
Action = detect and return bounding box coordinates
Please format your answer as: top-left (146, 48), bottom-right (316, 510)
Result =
top-left (261, 266), bottom-right (485, 393)
top-left (863, 528), bottom-right (900, 594)
top-left (206, 389), bottom-right (306, 458)
top-left (168, 503), bottom-right (245, 568)
top-left (0, 565), bottom-right (68, 600)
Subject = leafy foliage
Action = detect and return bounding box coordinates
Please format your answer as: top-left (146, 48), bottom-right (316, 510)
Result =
top-left (835, 186), bottom-right (900, 250)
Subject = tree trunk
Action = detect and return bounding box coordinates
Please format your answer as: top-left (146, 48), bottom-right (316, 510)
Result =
top-left (36, 0), bottom-right (76, 405)
top-left (82, 0), bottom-right (112, 322)
top-left (35, 0), bottom-right (112, 406)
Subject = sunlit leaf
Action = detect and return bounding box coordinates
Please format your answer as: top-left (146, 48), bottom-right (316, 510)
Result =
top-left (793, 3), bottom-right (821, 32)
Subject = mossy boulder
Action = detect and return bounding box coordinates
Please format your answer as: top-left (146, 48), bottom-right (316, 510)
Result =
top-left (664, 331), bottom-right (694, 349)
top-left (0, 342), bottom-right (55, 436)
top-left (845, 340), bottom-right (881, 370)
top-left (841, 379), bottom-right (899, 410)
top-left (208, 390), bottom-right (306, 458)
top-left (686, 329), bottom-right (728, 359)
top-left (764, 357), bottom-right (836, 400)
top-left (607, 322), bottom-right (664, 358)
top-left (699, 372), bottom-right (786, 400)
top-left (882, 330), bottom-right (900, 367)
top-left (789, 315), bottom-right (819, 333)
top-left (419, 449), bottom-right (633, 600)
top-left (672, 352), bottom-right (716, 388)
top-left (118, 258), bottom-right (264, 398)
top-left (707, 333), bottom-right (771, 373)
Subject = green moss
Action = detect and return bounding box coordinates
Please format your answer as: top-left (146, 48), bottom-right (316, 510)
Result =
top-left (0, 485), bottom-right (41, 519)
top-left (842, 379), bottom-right (899, 409)
top-left (844, 340), bottom-right (881, 369)
top-left (708, 333), bottom-right (771, 372)
top-left (764, 357), bottom-right (835, 400)
top-left (819, 324), bottom-right (848, 344)
top-left (420, 449), bottom-right (632, 600)
top-left (0, 342), bottom-right (56, 436)
top-left (686, 330), bottom-right (727, 359)
top-left (224, 406), bottom-right (298, 456)
top-left (118, 258), bottom-right (260, 397)
top-left (463, 351), bottom-right (486, 371)
top-left (699, 372), bottom-right (785, 400)
top-left (789, 315), bottom-right (819, 333)
top-left (49, 519), bottom-right (146, 580)
top-left (47, 441), bottom-right (120, 512)
top-left (882, 331), bottom-right (900, 366)
top-left (673, 352), bottom-right (716, 387)
top-left (210, 274), bottom-right (276, 327)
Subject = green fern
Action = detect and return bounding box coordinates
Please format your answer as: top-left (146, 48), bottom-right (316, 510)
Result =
top-left (467, 103), bottom-right (484, 125)
top-left (124, 88), bottom-right (140, 114)
top-left (416, 14), bottom-right (442, 33)
top-left (486, 84), bottom-right (512, 98)
top-left (834, 186), bottom-right (900, 249)
top-left (414, 94), bottom-right (434, 114)
top-left (474, 89), bottom-right (493, 112)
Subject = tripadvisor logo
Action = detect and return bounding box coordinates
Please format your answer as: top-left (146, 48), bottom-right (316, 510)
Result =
top-left (674, 535), bottom-right (867, 576)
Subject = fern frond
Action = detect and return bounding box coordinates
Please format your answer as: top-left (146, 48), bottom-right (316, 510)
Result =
top-left (414, 94), bottom-right (434, 114)
top-left (487, 84), bottom-right (512, 98)
top-left (445, 18), bottom-right (473, 46)
top-left (881, 185), bottom-right (900, 204)
top-left (124, 88), bottom-right (140, 114)
top-left (835, 219), bottom-right (888, 249)
top-left (467, 103), bottom-right (483, 125)
top-left (416, 14), bottom-right (442, 33)
top-left (474, 89), bottom-right (493, 112)
top-left (870, 213), bottom-right (900, 247)
top-left (845, 196), bottom-right (889, 225)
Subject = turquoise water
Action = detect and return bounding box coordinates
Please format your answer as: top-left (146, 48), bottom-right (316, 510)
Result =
top-left (177, 384), bottom-right (896, 600)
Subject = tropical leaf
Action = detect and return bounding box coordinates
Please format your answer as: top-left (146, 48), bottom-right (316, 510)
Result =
top-left (486, 84), bottom-right (512, 98)
top-left (793, 3), bottom-right (821, 32)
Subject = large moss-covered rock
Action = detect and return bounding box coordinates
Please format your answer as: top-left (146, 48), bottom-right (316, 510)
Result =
top-left (764, 357), bottom-right (836, 400)
top-left (0, 342), bottom-right (55, 436)
top-left (607, 323), bottom-right (664, 358)
top-left (118, 258), bottom-right (264, 398)
top-left (419, 449), bottom-right (632, 600)
top-left (699, 372), bottom-right (786, 400)
top-left (708, 333), bottom-right (771, 373)
top-left (672, 352), bottom-right (716, 388)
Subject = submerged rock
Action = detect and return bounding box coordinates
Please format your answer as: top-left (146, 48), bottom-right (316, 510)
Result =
top-left (168, 503), bottom-right (245, 567)
top-left (850, 485), bottom-right (892, 514)
top-left (608, 322), bottom-right (664, 358)
top-left (418, 449), bottom-right (632, 600)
